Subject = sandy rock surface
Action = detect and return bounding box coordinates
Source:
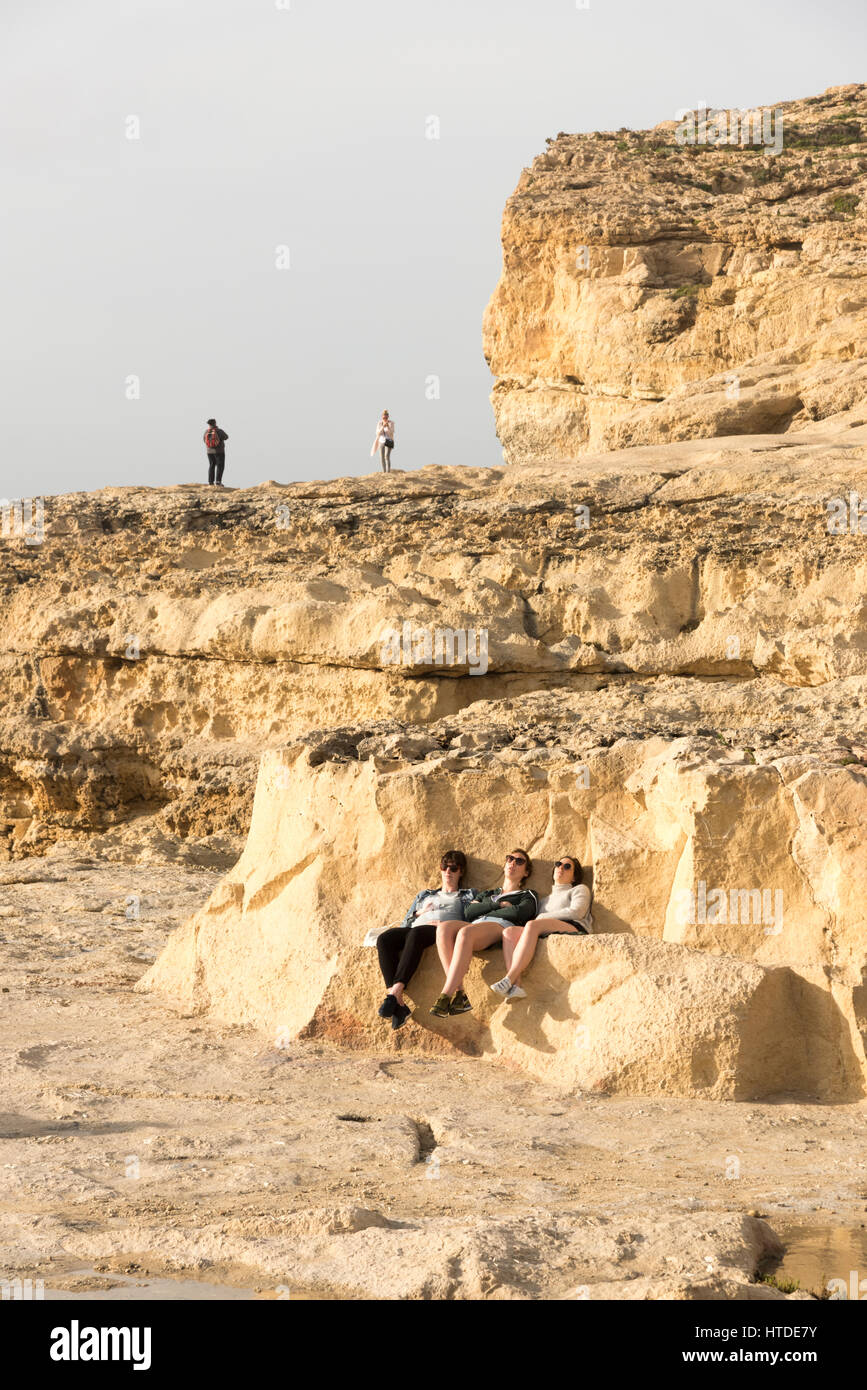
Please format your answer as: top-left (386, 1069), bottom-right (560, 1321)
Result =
top-left (1, 856), bottom-right (863, 1299)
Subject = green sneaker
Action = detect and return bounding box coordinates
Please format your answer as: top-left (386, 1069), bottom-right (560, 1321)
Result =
top-left (429, 993), bottom-right (452, 1017)
top-left (449, 989), bottom-right (473, 1015)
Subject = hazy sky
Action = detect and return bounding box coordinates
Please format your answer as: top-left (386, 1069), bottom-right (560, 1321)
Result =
top-left (3, 0), bottom-right (864, 497)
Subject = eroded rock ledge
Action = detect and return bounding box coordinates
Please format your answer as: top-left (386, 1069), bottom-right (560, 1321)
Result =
top-left (2, 430), bottom-right (866, 861)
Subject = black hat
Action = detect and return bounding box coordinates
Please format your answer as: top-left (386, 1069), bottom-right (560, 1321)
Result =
top-left (206, 417), bottom-right (217, 426)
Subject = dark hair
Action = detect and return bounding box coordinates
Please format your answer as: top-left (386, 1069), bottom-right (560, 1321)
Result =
top-left (555, 855), bottom-right (582, 886)
top-left (206, 417), bottom-right (217, 426)
top-left (507, 848), bottom-right (532, 884)
top-left (440, 849), bottom-right (467, 886)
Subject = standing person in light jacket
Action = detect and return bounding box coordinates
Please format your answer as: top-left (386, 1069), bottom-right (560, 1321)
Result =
top-left (491, 854), bottom-right (592, 999)
top-left (376, 850), bottom-right (473, 1030)
top-left (370, 409), bottom-right (395, 472)
top-left (204, 417), bottom-right (229, 486)
top-left (429, 850), bottom-right (538, 1017)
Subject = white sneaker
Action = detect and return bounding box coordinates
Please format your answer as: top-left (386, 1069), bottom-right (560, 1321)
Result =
top-left (506, 983), bottom-right (526, 999)
top-left (490, 976), bottom-right (513, 995)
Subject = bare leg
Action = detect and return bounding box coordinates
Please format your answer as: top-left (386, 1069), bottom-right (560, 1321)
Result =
top-left (501, 925), bottom-right (521, 975)
top-left (508, 918), bottom-right (580, 985)
top-left (435, 919), bottom-right (465, 974)
top-left (442, 922), bottom-right (504, 996)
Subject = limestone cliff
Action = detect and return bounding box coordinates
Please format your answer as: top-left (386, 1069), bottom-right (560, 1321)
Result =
top-left (483, 84), bottom-right (867, 463)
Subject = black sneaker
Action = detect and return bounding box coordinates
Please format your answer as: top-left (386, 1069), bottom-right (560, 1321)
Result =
top-left (378, 995), bottom-right (399, 1019)
top-left (391, 1003), bottom-right (412, 1030)
top-left (449, 989), bottom-right (472, 1015)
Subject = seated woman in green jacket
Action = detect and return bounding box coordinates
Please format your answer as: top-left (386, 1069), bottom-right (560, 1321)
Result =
top-left (430, 850), bottom-right (538, 1017)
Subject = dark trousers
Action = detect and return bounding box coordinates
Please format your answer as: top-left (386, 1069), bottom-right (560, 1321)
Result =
top-left (207, 452), bottom-right (225, 484)
top-left (377, 924), bottom-right (438, 989)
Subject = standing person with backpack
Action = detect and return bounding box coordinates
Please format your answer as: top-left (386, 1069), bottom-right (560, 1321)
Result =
top-left (370, 409), bottom-right (395, 473)
top-left (204, 418), bottom-right (229, 485)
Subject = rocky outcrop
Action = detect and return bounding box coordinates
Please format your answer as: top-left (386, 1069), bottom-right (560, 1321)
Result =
top-left (138, 724), bottom-right (867, 1101)
top-left (483, 84), bottom-right (867, 463)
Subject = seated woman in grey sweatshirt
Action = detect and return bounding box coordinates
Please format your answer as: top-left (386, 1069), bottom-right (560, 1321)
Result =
top-left (491, 854), bottom-right (592, 999)
top-left (376, 850), bottom-right (474, 1030)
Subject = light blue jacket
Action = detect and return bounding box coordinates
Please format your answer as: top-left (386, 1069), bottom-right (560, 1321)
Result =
top-left (399, 887), bottom-right (475, 931)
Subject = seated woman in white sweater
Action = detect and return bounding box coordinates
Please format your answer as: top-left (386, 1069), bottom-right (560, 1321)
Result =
top-left (491, 854), bottom-right (592, 999)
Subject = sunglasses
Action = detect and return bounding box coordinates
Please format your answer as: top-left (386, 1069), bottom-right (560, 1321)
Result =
top-left (505, 855), bottom-right (528, 866)
top-left (441, 862), bottom-right (461, 871)
top-left (554, 860), bottom-right (574, 870)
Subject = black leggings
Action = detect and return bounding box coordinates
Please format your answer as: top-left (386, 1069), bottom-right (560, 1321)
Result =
top-left (207, 452), bottom-right (225, 484)
top-left (376, 924), bottom-right (438, 989)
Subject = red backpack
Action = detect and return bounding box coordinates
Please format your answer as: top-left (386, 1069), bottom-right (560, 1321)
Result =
top-left (204, 426), bottom-right (221, 450)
